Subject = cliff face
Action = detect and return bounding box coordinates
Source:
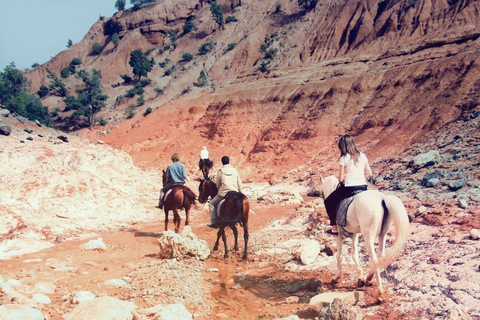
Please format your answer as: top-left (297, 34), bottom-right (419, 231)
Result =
top-left (24, 0), bottom-right (480, 179)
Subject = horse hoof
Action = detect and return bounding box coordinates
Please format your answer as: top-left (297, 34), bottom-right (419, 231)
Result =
top-left (212, 246), bottom-right (218, 252)
top-left (331, 277), bottom-right (339, 284)
top-left (358, 279), bottom-right (366, 287)
top-left (223, 254), bottom-right (229, 259)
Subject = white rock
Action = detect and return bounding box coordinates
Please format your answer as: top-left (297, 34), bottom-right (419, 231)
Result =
top-left (309, 291), bottom-right (363, 313)
top-left (0, 304), bottom-right (45, 320)
top-left (64, 296), bottom-right (136, 320)
top-left (72, 291), bottom-right (96, 304)
top-left (158, 230), bottom-right (210, 260)
top-left (32, 293), bottom-right (51, 304)
top-left (470, 228), bottom-right (480, 240)
top-left (83, 238), bottom-right (107, 251)
top-left (34, 282), bottom-right (56, 294)
top-left (152, 303), bottom-right (192, 320)
top-left (298, 239), bottom-right (320, 265)
top-left (104, 279), bottom-right (128, 286)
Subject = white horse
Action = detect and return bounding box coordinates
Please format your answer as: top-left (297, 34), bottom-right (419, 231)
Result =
top-left (320, 175), bottom-right (410, 296)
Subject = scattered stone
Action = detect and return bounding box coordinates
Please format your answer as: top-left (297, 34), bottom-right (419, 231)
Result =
top-left (429, 254), bottom-right (442, 264)
top-left (470, 229), bottom-right (480, 240)
top-left (104, 279), bottom-right (127, 286)
top-left (448, 178), bottom-right (467, 191)
top-left (83, 238), bottom-right (107, 251)
top-left (307, 279), bottom-right (323, 292)
top-left (322, 244), bottom-right (336, 256)
top-left (458, 198), bottom-right (468, 209)
top-left (318, 298), bottom-right (362, 320)
top-left (64, 296), bottom-right (136, 320)
top-left (275, 316), bottom-right (300, 320)
top-left (297, 239), bottom-right (320, 265)
top-left (26, 136), bottom-right (33, 141)
top-left (0, 125), bottom-right (11, 136)
top-left (72, 291), bottom-right (96, 304)
top-left (0, 304), bottom-right (44, 320)
top-left (158, 226), bottom-right (210, 260)
top-left (409, 150), bottom-right (440, 170)
top-left (32, 293), bottom-right (51, 304)
top-left (286, 296), bottom-right (300, 304)
top-left (57, 135), bottom-right (69, 143)
top-left (309, 291), bottom-right (363, 313)
top-left (24, 128), bottom-right (33, 134)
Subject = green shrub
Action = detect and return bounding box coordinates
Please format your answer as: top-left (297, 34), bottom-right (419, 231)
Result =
top-left (298, 0), bottom-right (318, 10)
top-left (67, 39), bottom-right (73, 48)
top-left (225, 15), bottom-right (237, 23)
top-left (136, 95), bottom-right (145, 107)
top-left (275, 3), bottom-right (282, 12)
top-left (163, 44), bottom-right (170, 51)
top-left (167, 30), bottom-right (177, 42)
top-left (154, 87), bottom-right (164, 95)
top-left (198, 42), bottom-right (215, 55)
top-left (210, 1), bottom-right (223, 26)
top-left (158, 58), bottom-right (170, 68)
top-left (120, 74), bottom-right (133, 83)
top-left (115, 0), bottom-right (126, 11)
top-left (145, 48), bottom-right (155, 56)
top-left (71, 58), bottom-right (82, 65)
top-left (37, 84), bottom-right (49, 98)
top-left (260, 60), bottom-right (271, 73)
top-left (197, 70), bottom-right (208, 87)
top-left (144, 107), bottom-right (153, 116)
top-left (180, 52), bottom-right (194, 63)
top-left (31, 63), bottom-right (40, 69)
top-left (97, 117), bottom-right (108, 125)
top-left (183, 20), bottom-right (196, 34)
top-left (139, 78), bottom-right (151, 87)
top-left (225, 43), bottom-right (236, 52)
top-left (112, 33), bottom-right (120, 47)
top-left (91, 42), bottom-right (103, 55)
top-left (181, 87), bottom-right (191, 95)
top-left (61, 67), bottom-right (70, 78)
top-left (164, 64), bottom-right (176, 76)
top-left (129, 49), bottom-right (154, 80)
top-left (127, 110), bottom-right (135, 119)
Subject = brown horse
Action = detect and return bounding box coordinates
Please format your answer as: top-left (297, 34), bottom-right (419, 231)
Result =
top-left (160, 170), bottom-right (197, 233)
top-left (198, 178), bottom-right (249, 260)
top-left (199, 159), bottom-right (213, 180)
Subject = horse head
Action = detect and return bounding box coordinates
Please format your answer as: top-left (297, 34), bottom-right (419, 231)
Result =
top-left (198, 178), bottom-right (217, 204)
top-left (320, 175), bottom-right (339, 199)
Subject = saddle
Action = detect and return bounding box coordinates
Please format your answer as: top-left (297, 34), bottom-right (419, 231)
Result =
top-left (215, 192), bottom-right (240, 222)
top-left (336, 190), bottom-right (365, 227)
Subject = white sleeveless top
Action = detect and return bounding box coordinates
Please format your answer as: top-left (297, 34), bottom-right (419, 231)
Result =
top-left (339, 152), bottom-right (368, 186)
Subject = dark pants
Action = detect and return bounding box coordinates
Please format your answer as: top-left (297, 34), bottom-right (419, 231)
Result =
top-left (324, 185), bottom-right (367, 226)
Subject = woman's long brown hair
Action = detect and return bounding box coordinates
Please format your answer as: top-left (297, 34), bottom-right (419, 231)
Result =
top-left (338, 135), bottom-right (361, 164)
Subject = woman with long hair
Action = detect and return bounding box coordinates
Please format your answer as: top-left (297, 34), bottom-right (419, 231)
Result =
top-left (324, 135), bottom-right (372, 235)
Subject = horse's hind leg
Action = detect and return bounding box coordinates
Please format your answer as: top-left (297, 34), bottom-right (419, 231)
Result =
top-left (213, 230), bottom-right (222, 251)
top-left (164, 209), bottom-right (169, 231)
top-left (185, 208), bottom-right (190, 226)
top-left (231, 225), bottom-right (239, 252)
top-left (351, 234), bottom-right (365, 287)
top-left (242, 223), bottom-right (249, 261)
top-left (364, 233), bottom-right (383, 295)
top-left (221, 228), bottom-right (229, 258)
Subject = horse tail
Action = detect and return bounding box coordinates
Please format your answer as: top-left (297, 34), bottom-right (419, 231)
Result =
top-left (184, 187), bottom-right (197, 205)
top-left (376, 195), bottom-right (410, 270)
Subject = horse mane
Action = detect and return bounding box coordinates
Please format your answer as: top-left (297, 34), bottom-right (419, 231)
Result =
top-left (322, 176), bottom-right (339, 198)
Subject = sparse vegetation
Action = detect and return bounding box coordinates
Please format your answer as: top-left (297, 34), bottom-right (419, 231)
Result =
top-left (197, 70), bottom-right (208, 87)
top-left (91, 42), bottom-right (103, 55)
top-left (198, 42), bottom-right (215, 55)
top-left (225, 15), bottom-right (238, 23)
top-left (167, 30), bottom-right (177, 42)
top-left (61, 68), bottom-right (70, 79)
top-left (115, 0), bottom-right (126, 11)
top-left (158, 58), bottom-right (170, 68)
top-left (183, 20), bottom-right (196, 34)
top-left (154, 87), bottom-right (164, 95)
top-left (210, 1), bottom-right (224, 27)
top-left (260, 60), bottom-right (271, 73)
top-left (180, 52), bottom-right (194, 63)
top-left (46, 68), bottom-right (67, 97)
top-left (144, 107), bottom-right (152, 116)
top-left (31, 63), bottom-right (40, 69)
top-left (275, 3), bottom-right (282, 12)
top-left (225, 43), bottom-right (236, 52)
top-left (129, 49), bottom-right (155, 80)
top-left (298, 0), bottom-right (318, 10)
top-left (37, 84), bottom-right (49, 98)
top-left (0, 62), bottom-right (52, 126)
top-left (67, 39), bottom-right (73, 48)
top-left (112, 33), bottom-right (120, 47)
top-left (64, 69), bottom-right (108, 127)
top-left (164, 65), bottom-right (176, 76)
top-left (181, 87), bottom-right (191, 95)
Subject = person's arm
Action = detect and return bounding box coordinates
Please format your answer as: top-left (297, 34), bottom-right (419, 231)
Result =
top-left (237, 173), bottom-right (243, 193)
top-left (338, 165), bottom-right (345, 184)
top-left (365, 162), bottom-right (372, 179)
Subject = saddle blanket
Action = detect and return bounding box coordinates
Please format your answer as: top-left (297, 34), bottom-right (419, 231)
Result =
top-left (336, 190), bottom-right (364, 227)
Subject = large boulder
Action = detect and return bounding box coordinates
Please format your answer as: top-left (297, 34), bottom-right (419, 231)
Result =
top-left (158, 226), bottom-right (210, 260)
top-left (64, 296), bottom-right (136, 320)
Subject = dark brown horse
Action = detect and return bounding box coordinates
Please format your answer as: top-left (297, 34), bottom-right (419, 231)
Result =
top-left (160, 170), bottom-right (197, 233)
top-left (198, 178), bottom-right (249, 260)
top-left (199, 159), bottom-right (213, 180)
